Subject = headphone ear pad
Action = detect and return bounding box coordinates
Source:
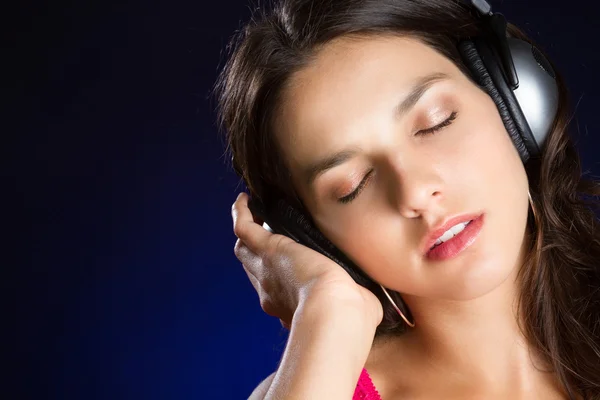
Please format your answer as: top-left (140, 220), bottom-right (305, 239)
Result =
top-left (270, 198), bottom-right (377, 287)
top-left (458, 39), bottom-right (531, 163)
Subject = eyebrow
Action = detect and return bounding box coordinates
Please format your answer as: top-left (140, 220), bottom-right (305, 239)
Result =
top-left (303, 72), bottom-right (450, 186)
top-left (394, 72), bottom-right (449, 119)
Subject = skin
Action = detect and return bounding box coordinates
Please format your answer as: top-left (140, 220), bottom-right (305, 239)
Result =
top-left (271, 34), bottom-right (569, 398)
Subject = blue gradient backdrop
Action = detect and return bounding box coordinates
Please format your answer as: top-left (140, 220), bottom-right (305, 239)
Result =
top-left (7, 0), bottom-right (598, 399)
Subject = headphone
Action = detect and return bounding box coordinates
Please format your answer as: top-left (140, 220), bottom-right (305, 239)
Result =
top-left (457, 0), bottom-right (559, 164)
top-left (236, 0), bottom-right (560, 326)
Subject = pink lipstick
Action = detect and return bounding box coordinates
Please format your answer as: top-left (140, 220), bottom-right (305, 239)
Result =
top-left (425, 214), bottom-right (485, 261)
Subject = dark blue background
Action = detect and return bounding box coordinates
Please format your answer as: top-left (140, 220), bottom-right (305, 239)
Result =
top-left (6, 0), bottom-right (598, 399)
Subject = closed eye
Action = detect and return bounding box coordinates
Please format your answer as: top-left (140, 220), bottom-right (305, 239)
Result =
top-left (337, 169), bottom-right (374, 204)
top-left (417, 111), bottom-right (458, 136)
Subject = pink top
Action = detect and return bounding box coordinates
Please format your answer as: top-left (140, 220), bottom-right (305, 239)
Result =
top-left (353, 368), bottom-right (382, 399)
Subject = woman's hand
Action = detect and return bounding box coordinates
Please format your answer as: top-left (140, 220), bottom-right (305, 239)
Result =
top-left (231, 192), bottom-right (383, 330)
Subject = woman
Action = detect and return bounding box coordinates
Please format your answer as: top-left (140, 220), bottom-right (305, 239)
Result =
top-left (216, 0), bottom-right (600, 398)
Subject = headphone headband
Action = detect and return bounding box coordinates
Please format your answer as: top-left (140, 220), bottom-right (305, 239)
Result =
top-left (460, 0), bottom-right (519, 89)
top-left (460, 0), bottom-right (492, 16)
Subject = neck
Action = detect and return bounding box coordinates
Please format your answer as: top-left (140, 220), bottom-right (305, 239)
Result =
top-left (368, 232), bottom-right (568, 398)
top-left (403, 263), bottom-right (543, 386)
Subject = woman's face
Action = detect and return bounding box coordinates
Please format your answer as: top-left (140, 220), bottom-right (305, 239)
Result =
top-left (273, 35), bottom-right (531, 300)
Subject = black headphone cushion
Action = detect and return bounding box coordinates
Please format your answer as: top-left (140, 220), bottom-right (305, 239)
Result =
top-left (458, 40), bottom-right (530, 163)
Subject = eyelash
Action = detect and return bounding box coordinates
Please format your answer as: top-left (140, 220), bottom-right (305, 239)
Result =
top-left (417, 111), bottom-right (458, 136)
top-left (338, 169), bottom-right (374, 204)
top-left (337, 111), bottom-right (458, 204)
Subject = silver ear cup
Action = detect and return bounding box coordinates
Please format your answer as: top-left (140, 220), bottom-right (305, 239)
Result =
top-left (507, 37), bottom-right (559, 151)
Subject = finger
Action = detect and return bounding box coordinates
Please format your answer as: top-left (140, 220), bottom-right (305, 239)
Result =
top-left (235, 238), bottom-right (271, 288)
top-left (243, 265), bottom-right (261, 295)
top-left (235, 241), bottom-right (273, 311)
top-left (232, 192), bottom-right (273, 253)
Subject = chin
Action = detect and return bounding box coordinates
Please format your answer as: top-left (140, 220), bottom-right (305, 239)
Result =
top-left (447, 260), bottom-right (517, 301)
top-left (441, 227), bottom-right (528, 301)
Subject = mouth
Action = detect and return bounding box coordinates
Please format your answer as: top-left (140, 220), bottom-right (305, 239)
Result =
top-left (428, 219), bottom-right (474, 251)
top-left (424, 213), bottom-right (485, 261)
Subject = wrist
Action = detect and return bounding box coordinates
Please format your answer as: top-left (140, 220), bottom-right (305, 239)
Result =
top-left (297, 291), bottom-right (379, 334)
top-left (267, 293), bottom-right (377, 400)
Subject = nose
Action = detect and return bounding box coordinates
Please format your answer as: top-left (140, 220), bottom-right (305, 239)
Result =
top-left (387, 157), bottom-right (442, 219)
top-left (397, 189), bottom-right (442, 219)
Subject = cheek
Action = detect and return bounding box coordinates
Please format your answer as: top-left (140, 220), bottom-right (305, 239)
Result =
top-left (455, 96), bottom-right (526, 192)
top-left (473, 115), bottom-right (529, 200)
top-left (321, 210), bottom-right (424, 293)
top-left (315, 206), bottom-right (407, 275)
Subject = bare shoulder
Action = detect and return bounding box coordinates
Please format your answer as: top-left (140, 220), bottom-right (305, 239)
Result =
top-left (247, 371), bottom-right (277, 400)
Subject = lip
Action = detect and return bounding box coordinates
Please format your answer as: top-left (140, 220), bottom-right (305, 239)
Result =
top-left (425, 214), bottom-right (485, 261)
top-left (421, 212), bottom-right (484, 256)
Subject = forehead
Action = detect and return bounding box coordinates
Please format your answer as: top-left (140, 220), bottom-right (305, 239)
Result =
top-left (273, 35), bottom-right (460, 180)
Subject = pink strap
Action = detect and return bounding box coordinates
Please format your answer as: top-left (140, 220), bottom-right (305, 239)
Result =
top-left (353, 368), bottom-right (382, 400)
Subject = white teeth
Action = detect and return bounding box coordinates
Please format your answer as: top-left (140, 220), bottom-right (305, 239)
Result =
top-left (431, 220), bottom-right (472, 249)
top-left (450, 222), bottom-right (467, 235)
top-left (439, 228), bottom-right (456, 242)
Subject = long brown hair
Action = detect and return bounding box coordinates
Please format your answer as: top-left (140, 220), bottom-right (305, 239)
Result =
top-left (214, 0), bottom-right (600, 398)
